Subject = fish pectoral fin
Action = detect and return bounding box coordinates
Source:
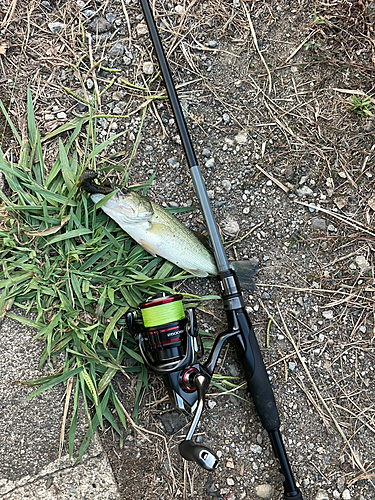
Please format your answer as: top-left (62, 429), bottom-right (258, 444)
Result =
top-left (183, 267), bottom-right (209, 278)
top-left (139, 239), bottom-right (158, 257)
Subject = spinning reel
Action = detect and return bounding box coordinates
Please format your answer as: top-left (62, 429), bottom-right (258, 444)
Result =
top-left (126, 292), bottom-right (220, 470)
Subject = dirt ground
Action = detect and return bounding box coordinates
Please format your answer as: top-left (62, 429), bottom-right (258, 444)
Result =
top-left (1, 0), bottom-right (375, 499)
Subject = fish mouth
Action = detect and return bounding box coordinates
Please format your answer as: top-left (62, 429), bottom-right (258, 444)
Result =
top-left (78, 170), bottom-right (124, 195)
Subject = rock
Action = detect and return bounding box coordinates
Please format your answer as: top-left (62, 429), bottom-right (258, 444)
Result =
top-left (174, 177), bottom-right (182, 185)
top-left (108, 42), bottom-right (125, 58)
top-left (175, 5), bottom-right (184, 14)
top-left (222, 179), bottom-right (231, 192)
top-left (205, 158), bottom-right (215, 168)
top-left (311, 218), bottom-right (326, 231)
top-left (222, 219), bottom-right (239, 236)
top-left (136, 23), bottom-right (148, 36)
top-left (342, 490), bottom-right (351, 500)
top-left (315, 490), bottom-right (329, 500)
top-left (250, 444), bottom-right (262, 454)
top-left (223, 113), bottom-right (230, 123)
top-left (235, 132), bottom-right (248, 144)
top-left (227, 478), bottom-right (235, 486)
top-left (44, 114), bottom-right (55, 121)
top-left (158, 411), bottom-right (187, 435)
top-left (255, 484), bottom-right (274, 499)
top-left (261, 292), bottom-right (270, 300)
top-left (143, 61), bottom-right (154, 75)
top-left (296, 185), bottom-right (314, 197)
top-left (56, 111), bottom-right (66, 119)
top-left (207, 400), bottom-right (216, 409)
top-left (226, 457), bottom-right (235, 468)
top-left (48, 22), bottom-right (65, 33)
top-left (202, 148), bottom-right (211, 158)
top-left (322, 310), bottom-right (334, 320)
top-left (208, 40), bottom-right (217, 47)
top-left (89, 17), bottom-right (112, 33)
top-left (337, 476), bottom-right (345, 492)
top-left (86, 78), bottom-right (94, 90)
top-left (327, 224), bottom-right (336, 231)
top-left (228, 363), bottom-right (240, 377)
top-left (288, 362), bottom-right (296, 371)
top-left (355, 255), bottom-right (369, 271)
top-left (105, 13), bottom-right (116, 23)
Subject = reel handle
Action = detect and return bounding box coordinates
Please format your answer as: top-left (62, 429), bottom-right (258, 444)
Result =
top-left (179, 440), bottom-right (219, 471)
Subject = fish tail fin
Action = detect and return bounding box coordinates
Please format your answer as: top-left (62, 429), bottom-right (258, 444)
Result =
top-left (229, 259), bottom-right (260, 291)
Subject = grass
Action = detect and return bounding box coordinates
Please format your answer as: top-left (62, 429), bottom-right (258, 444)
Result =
top-left (0, 88), bottom-right (214, 462)
top-left (349, 95), bottom-right (374, 118)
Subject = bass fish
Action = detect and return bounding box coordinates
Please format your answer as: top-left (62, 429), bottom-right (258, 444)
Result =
top-left (79, 172), bottom-right (218, 277)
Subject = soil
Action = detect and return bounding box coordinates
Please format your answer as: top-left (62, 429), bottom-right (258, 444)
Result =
top-left (1, 0), bottom-right (375, 499)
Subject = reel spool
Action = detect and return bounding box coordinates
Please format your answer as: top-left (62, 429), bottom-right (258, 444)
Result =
top-left (138, 293), bottom-right (188, 366)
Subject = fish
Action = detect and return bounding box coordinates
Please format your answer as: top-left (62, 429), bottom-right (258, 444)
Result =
top-left (82, 177), bottom-right (218, 277)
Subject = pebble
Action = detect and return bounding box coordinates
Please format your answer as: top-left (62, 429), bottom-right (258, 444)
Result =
top-left (250, 444), bottom-right (262, 454)
top-left (44, 114), bottom-right (55, 121)
top-left (289, 362), bottom-right (296, 371)
top-left (175, 5), bottom-right (184, 14)
top-left (112, 106), bottom-right (123, 115)
top-left (261, 292), bottom-right (270, 300)
top-left (235, 132), bottom-right (248, 144)
top-left (222, 219), bottom-right (239, 236)
top-left (296, 185), bottom-right (314, 197)
top-left (223, 113), bottom-right (230, 123)
top-left (207, 190), bottom-right (215, 199)
top-left (355, 255), bottom-right (369, 271)
top-left (222, 180), bottom-right (231, 192)
top-left (208, 40), bottom-right (218, 47)
top-left (48, 22), bottom-right (65, 33)
top-left (174, 177), bottom-right (182, 185)
top-left (333, 491), bottom-right (340, 499)
top-left (202, 148), bottom-right (211, 158)
top-left (243, 207), bottom-right (250, 214)
top-left (207, 400), bottom-right (217, 409)
top-left (86, 78), bottom-right (94, 90)
top-left (327, 224), bottom-right (336, 231)
top-left (41, 1), bottom-right (52, 11)
top-left (342, 490), bottom-right (351, 500)
top-left (254, 484), bottom-right (274, 499)
top-left (315, 490), bottom-right (329, 500)
top-left (136, 23), bottom-right (148, 36)
top-left (311, 218), bottom-right (326, 231)
top-left (337, 477), bottom-right (346, 493)
top-left (108, 42), bottom-right (125, 58)
top-left (322, 310), bottom-right (334, 320)
top-left (105, 13), bottom-right (116, 23)
top-left (82, 9), bottom-right (96, 17)
top-left (226, 457), bottom-right (235, 468)
top-left (56, 111), bottom-right (67, 119)
top-left (143, 62), bottom-right (154, 75)
top-left (228, 363), bottom-right (240, 377)
top-left (227, 478), bottom-right (235, 486)
top-left (90, 17), bottom-right (112, 33)
top-left (205, 158), bottom-right (215, 168)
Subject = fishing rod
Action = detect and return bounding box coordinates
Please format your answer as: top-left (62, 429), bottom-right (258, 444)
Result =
top-left (126, 1), bottom-right (304, 498)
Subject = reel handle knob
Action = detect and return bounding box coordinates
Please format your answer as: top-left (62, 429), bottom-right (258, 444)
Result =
top-left (179, 440), bottom-right (219, 471)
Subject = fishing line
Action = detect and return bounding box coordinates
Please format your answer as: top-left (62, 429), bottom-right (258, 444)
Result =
top-left (140, 295), bottom-right (184, 328)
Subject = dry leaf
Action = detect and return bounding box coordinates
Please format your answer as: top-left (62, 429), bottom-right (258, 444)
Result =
top-left (334, 197), bottom-right (348, 210)
top-left (0, 41), bottom-right (9, 56)
top-left (367, 194), bottom-right (375, 211)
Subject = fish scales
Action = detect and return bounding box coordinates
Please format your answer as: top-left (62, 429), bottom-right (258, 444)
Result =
top-left (91, 190), bottom-right (218, 277)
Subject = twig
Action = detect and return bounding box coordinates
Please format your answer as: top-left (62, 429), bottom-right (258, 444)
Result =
top-left (242, 2), bottom-right (272, 94)
top-left (59, 376), bottom-right (74, 459)
top-left (285, 29), bottom-right (319, 63)
top-left (255, 164), bottom-right (289, 193)
top-left (294, 200), bottom-right (375, 238)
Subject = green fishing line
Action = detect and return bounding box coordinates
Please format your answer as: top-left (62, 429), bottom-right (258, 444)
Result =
top-left (141, 300), bottom-right (185, 328)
